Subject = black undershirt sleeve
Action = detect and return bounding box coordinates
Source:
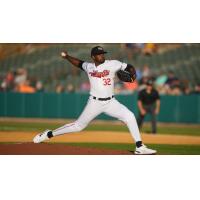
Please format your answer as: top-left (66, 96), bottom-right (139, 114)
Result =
top-left (78, 60), bottom-right (84, 71)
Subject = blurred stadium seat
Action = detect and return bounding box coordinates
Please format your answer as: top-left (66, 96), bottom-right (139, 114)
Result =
top-left (0, 43), bottom-right (200, 92)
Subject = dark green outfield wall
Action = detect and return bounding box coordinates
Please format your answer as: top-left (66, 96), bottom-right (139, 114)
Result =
top-left (0, 92), bottom-right (199, 123)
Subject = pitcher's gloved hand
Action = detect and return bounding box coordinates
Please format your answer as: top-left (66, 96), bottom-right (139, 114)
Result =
top-left (117, 68), bottom-right (137, 82)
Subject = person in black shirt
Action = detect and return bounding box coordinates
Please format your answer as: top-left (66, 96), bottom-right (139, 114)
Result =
top-left (137, 80), bottom-right (160, 134)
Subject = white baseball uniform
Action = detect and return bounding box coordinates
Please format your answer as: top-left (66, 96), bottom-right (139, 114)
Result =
top-left (52, 60), bottom-right (141, 142)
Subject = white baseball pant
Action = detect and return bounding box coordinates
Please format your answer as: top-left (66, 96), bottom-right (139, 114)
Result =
top-left (52, 96), bottom-right (141, 142)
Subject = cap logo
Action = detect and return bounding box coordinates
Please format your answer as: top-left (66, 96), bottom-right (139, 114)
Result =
top-left (98, 47), bottom-right (103, 50)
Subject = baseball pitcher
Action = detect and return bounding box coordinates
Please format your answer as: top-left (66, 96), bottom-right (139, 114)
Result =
top-left (33, 46), bottom-right (156, 155)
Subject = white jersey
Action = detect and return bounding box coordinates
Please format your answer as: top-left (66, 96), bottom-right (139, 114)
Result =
top-left (82, 60), bottom-right (127, 98)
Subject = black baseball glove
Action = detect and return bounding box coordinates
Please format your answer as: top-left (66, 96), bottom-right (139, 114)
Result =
top-left (117, 64), bottom-right (137, 83)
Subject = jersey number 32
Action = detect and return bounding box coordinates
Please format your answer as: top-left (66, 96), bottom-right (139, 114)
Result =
top-left (103, 78), bottom-right (111, 86)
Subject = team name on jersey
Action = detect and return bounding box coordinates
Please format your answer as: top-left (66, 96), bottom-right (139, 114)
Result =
top-left (89, 70), bottom-right (110, 78)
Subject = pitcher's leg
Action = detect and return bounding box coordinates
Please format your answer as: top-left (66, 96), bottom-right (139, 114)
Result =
top-left (53, 98), bottom-right (103, 136)
top-left (52, 122), bottom-right (85, 136)
top-left (104, 99), bottom-right (142, 142)
top-left (33, 98), bottom-right (103, 143)
top-left (103, 99), bottom-right (157, 154)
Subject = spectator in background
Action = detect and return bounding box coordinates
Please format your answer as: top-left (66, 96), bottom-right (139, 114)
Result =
top-left (135, 68), bottom-right (142, 81)
top-left (124, 43), bottom-right (135, 61)
top-left (165, 70), bottom-right (179, 87)
top-left (138, 77), bottom-right (149, 91)
top-left (183, 86), bottom-right (191, 95)
top-left (0, 79), bottom-right (7, 91)
top-left (80, 81), bottom-right (90, 92)
top-left (143, 43), bottom-right (158, 56)
top-left (122, 43), bottom-right (144, 61)
top-left (123, 80), bottom-right (138, 94)
top-left (142, 65), bottom-right (151, 78)
top-left (5, 70), bottom-right (15, 89)
top-left (155, 71), bottom-right (168, 86)
top-left (155, 71), bottom-right (168, 94)
top-left (66, 83), bottom-right (75, 93)
top-left (0, 70), bottom-right (15, 91)
top-left (17, 80), bottom-right (36, 93)
top-left (56, 84), bottom-right (64, 93)
top-left (135, 43), bottom-right (145, 52)
top-left (36, 81), bottom-right (44, 92)
top-left (14, 68), bottom-right (27, 86)
top-left (137, 80), bottom-right (160, 134)
top-left (169, 86), bottom-right (182, 95)
top-left (181, 79), bottom-right (191, 95)
top-left (165, 70), bottom-right (182, 95)
top-left (192, 83), bottom-right (200, 94)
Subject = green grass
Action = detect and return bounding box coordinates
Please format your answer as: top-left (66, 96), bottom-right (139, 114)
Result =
top-left (61, 142), bottom-right (200, 155)
top-left (1, 120), bottom-right (199, 155)
top-left (0, 121), bottom-right (200, 136)
top-left (0, 122), bottom-right (59, 132)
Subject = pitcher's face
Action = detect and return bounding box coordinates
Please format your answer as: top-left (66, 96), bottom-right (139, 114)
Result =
top-left (92, 54), bottom-right (105, 64)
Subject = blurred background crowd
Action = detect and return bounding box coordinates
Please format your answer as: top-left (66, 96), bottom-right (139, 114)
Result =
top-left (0, 43), bottom-right (200, 95)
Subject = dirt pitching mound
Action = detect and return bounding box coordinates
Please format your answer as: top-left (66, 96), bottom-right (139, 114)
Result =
top-left (0, 143), bottom-right (133, 155)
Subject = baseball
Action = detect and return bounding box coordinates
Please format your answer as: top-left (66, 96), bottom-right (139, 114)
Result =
top-left (61, 52), bottom-right (67, 57)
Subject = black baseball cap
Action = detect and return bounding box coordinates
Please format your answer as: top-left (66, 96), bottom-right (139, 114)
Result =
top-left (91, 46), bottom-right (107, 56)
top-left (146, 80), bottom-right (153, 85)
